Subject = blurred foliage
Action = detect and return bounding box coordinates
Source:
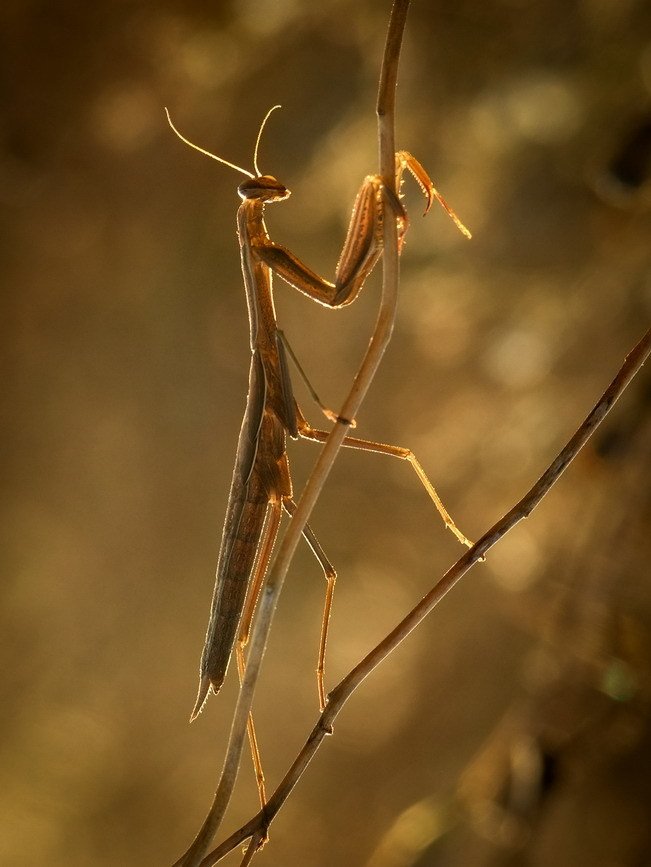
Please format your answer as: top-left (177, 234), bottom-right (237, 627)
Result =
top-left (1, 1), bottom-right (650, 865)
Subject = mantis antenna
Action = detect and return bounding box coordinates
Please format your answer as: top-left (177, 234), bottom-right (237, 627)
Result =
top-left (253, 104), bottom-right (282, 176)
top-left (165, 105), bottom-right (282, 179)
top-left (164, 107), bottom-right (254, 179)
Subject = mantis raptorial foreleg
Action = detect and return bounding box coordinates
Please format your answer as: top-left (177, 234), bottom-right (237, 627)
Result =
top-left (256, 151), bottom-right (470, 311)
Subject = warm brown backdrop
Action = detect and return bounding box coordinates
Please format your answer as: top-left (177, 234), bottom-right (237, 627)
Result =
top-left (2, 1), bottom-right (650, 865)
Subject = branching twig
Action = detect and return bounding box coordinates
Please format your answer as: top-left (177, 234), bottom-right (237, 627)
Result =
top-left (172, 2), bottom-right (412, 864)
top-left (198, 326), bottom-right (651, 865)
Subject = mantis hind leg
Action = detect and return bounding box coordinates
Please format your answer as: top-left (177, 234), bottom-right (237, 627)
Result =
top-left (236, 495), bottom-right (337, 812)
top-left (283, 498), bottom-right (337, 712)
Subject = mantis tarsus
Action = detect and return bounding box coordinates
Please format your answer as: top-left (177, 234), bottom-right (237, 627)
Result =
top-left (166, 107), bottom-right (471, 732)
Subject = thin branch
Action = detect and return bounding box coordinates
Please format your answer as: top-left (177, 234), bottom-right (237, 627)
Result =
top-left (172, 2), bottom-right (412, 864)
top-left (238, 832), bottom-right (264, 867)
top-left (199, 326), bottom-right (651, 865)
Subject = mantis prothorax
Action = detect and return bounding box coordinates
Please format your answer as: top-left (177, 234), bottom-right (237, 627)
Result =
top-left (166, 107), bottom-right (471, 732)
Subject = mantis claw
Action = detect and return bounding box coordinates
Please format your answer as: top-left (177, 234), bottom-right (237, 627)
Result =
top-left (397, 150), bottom-right (472, 237)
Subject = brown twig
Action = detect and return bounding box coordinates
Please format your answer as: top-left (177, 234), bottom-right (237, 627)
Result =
top-left (238, 832), bottom-right (264, 867)
top-left (172, 2), bottom-right (412, 864)
top-left (198, 326), bottom-right (651, 865)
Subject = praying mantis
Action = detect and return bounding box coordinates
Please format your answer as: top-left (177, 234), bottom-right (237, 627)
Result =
top-left (166, 106), bottom-right (472, 728)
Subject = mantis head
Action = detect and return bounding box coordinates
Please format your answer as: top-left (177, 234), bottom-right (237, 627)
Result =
top-left (237, 175), bottom-right (290, 202)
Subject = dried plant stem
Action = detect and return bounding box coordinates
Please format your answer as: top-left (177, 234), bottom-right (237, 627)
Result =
top-left (172, 2), bottom-right (412, 865)
top-left (199, 326), bottom-right (651, 865)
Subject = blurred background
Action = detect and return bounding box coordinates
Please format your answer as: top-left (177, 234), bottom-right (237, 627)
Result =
top-left (2, 1), bottom-right (651, 864)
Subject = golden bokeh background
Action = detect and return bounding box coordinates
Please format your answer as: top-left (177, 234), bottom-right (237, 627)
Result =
top-left (2, 1), bottom-right (651, 865)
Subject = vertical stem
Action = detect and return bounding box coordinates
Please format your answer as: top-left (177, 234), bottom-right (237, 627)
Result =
top-left (174, 3), bottom-right (411, 864)
top-left (378, 0), bottom-right (410, 186)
